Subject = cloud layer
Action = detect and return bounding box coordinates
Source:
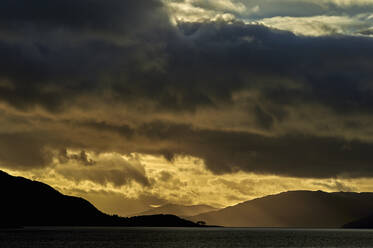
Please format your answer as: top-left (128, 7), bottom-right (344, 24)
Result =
top-left (1, 0), bottom-right (373, 210)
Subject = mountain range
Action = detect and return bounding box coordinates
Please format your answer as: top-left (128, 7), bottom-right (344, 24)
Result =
top-left (2, 169), bottom-right (373, 228)
top-left (0, 170), bottom-right (201, 227)
top-left (133, 204), bottom-right (219, 218)
top-left (189, 190), bottom-right (373, 228)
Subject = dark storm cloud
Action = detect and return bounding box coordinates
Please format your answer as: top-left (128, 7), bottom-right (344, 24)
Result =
top-left (0, 132), bottom-right (52, 169)
top-left (133, 121), bottom-right (373, 178)
top-left (168, 21), bottom-right (373, 114)
top-left (254, 105), bottom-right (275, 130)
top-left (2, 1), bottom-right (373, 114)
top-left (80, 121), bottom-right (135, 139)
top-left (2, 0), bottom-right (373, 179)
top-left (0, 0), bottom-right (171, 111)
top-left (58, 149), bottom-right (96, 166)
top-left (0, 0), bottom-right (165, 32)
top-left (66, 120), bottom-right (373, 179)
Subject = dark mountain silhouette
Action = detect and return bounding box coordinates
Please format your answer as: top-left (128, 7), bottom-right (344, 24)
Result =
top-left (133, 204), bottom-right (219, 217)
top-left (0, 170), bottom-right (201, 227)
top-left (343, 214), bottom-right (373, 229)
top-left (189, 190), bottom-right (373, 228)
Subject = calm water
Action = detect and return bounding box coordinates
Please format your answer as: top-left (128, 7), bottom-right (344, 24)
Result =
top-left (1, 227), bottom-right (373, 248)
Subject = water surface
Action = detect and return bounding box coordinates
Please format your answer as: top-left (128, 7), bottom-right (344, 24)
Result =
top-left (1, 227), bottom-right (372, 248)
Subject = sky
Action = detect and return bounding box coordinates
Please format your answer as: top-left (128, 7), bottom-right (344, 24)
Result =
top-left (2, 0), bottom-right (373, 216)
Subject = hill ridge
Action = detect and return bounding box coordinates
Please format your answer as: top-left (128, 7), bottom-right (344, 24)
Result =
top-left (133, 203), bottom-right (219, 217)
top-left (0, 170), bottom-right (201, 227)
top-left (189, 190), bottom-right (373, 228)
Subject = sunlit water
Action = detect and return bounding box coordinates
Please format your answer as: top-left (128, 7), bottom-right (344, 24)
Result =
top-left (1, 227), bottom-right (373, 248)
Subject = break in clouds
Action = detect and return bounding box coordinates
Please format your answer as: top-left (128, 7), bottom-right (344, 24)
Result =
top-left (2, 0), bottom-right (373, 189)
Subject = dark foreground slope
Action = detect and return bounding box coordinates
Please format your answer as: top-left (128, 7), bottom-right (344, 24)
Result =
top-left (0, 170), bottom-right (200, 227)
top-left (190, 190), bottom-right (373, 228)
top-left (343, 214), bottom-right (373, 229)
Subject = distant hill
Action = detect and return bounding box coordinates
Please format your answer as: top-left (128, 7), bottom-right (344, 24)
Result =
top-left (133, 204), bottom-right (219, 217)
top-left (343, 214), bottom-right (373, 229)
top-left (189, 190), bottom-right (373, 228)
top-left (0, 170), bottom-right (201, 227)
